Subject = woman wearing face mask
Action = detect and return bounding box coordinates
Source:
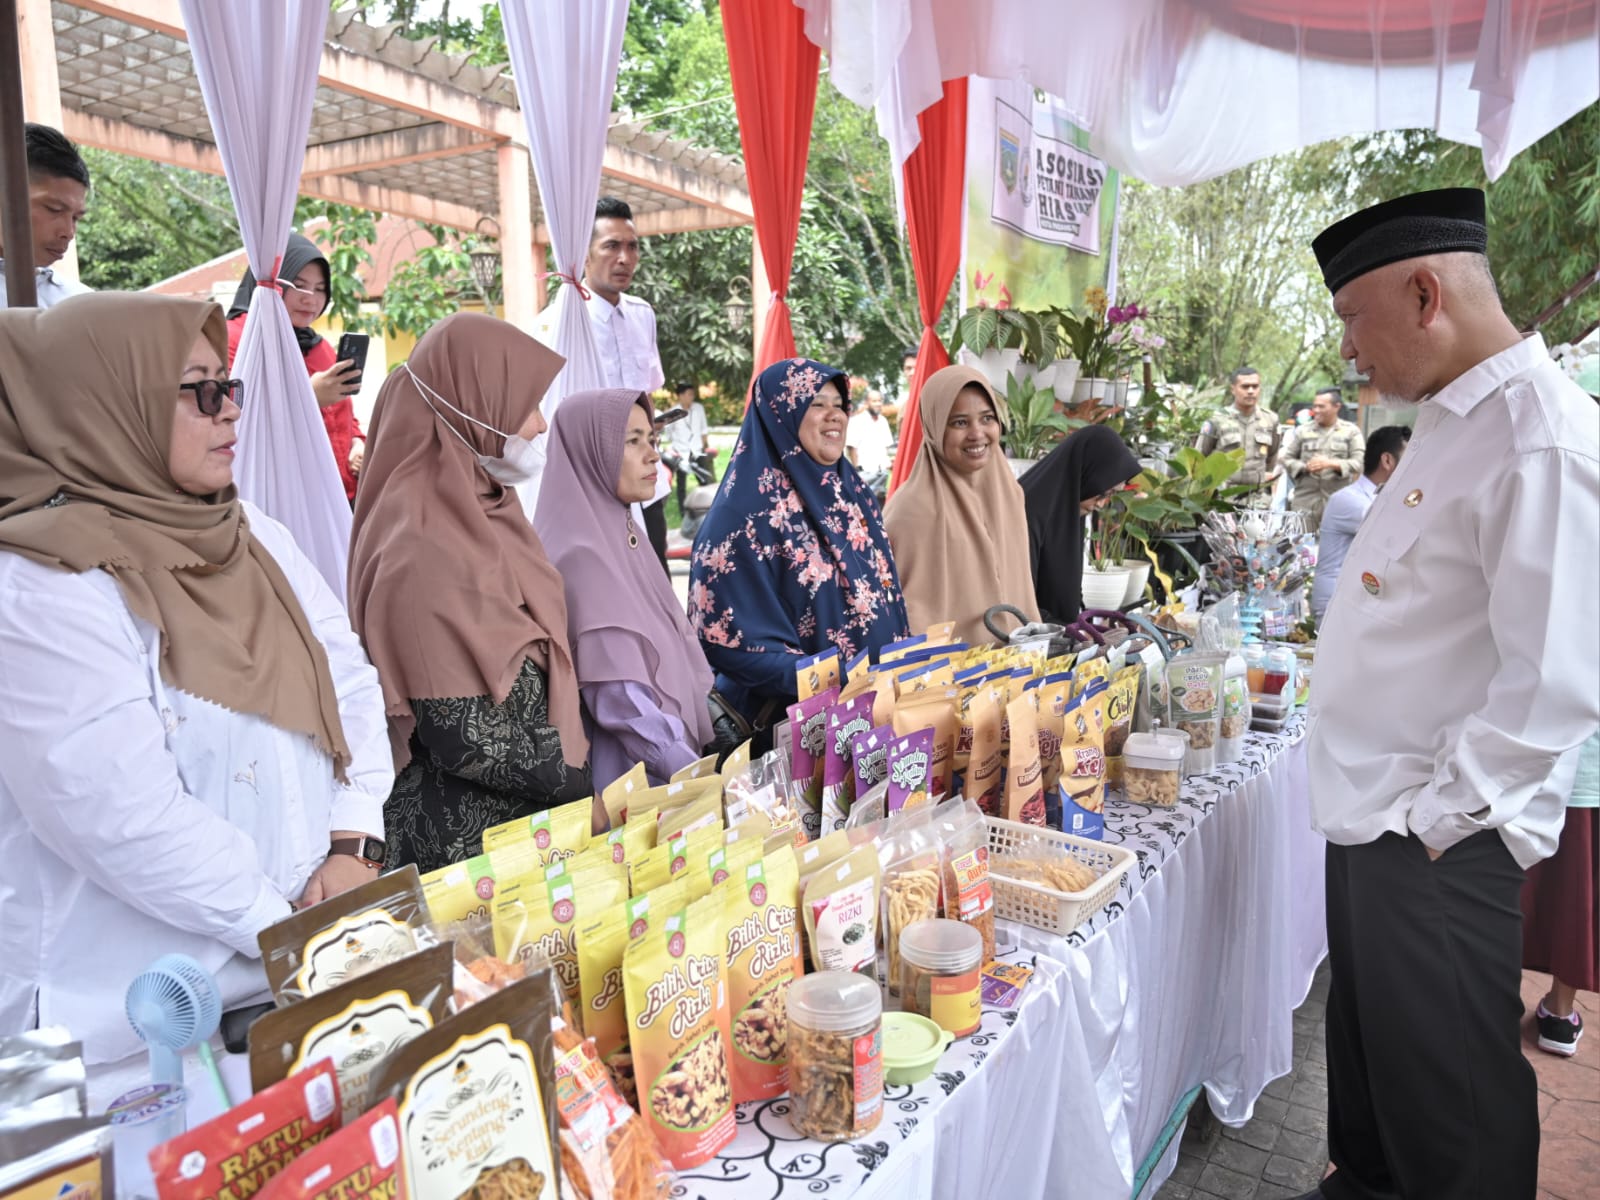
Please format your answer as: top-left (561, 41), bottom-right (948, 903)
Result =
top-left (226, 232), bottom-right (365, 500)
top-left (348, 313), bottom-right (594, 873)
top-left (690, 358), bottom-right (909, 738)
top-left (536, 390), bottom-right (717, 788)
top-left (0, 294), bottom-right (392, 1102)
top-left (1020, 423), bottom-right (1143, 624)
top-left (884, 365), bottom-right (1039, 644)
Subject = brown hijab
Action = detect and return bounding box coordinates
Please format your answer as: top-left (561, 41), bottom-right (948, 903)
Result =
top-left (883, 364), bottom-right (1039, 644)
top-left (347, 312), bottom-right (588, 770)
top-left (0, 293), bottom-right (351, 773)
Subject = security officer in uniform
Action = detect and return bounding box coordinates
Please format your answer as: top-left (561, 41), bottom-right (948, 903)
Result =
top-left (1196, 366), bottom-right (1282, 507)
top-left (1281, 386), bottom-right (1365, 531)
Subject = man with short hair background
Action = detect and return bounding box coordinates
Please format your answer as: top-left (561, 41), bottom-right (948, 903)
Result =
top-left (1282, 386), bottom-right (1366, 531)
top-left (846, 388), bottom-right (894, 475)
top-left (0, 124), bottom-right (91, 309)
top-left (1196, 366), bottom-right (1282, 503)
top-left (1308, 423), bottom-right (1409, 622)
top-left (662, 380), bottom-right (711, 510)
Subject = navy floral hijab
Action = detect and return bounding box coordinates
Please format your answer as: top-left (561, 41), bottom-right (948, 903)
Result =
top-left (690, 358), bottom-right (909, 700)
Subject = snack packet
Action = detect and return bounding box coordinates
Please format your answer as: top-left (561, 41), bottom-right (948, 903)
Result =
top-left (724, 849), bottom-right (801, 1102)
top-left (1102, 664), bottom-right (1142, 784)
top-left (786, 686), bottom-right (840, 834)
top-left (1060, 688), bottom-right (1107, 837)
top-left (0, 1119), bottom-right (113, 1200)
top-left (821, 693), bottom-right (877, 833)
top-left (1073, 656), bottom-right (1111, 698)
top-left (482, 796), bottom-right (593, 864)
top-left (1005, 693), bottom-right (1047, 826)
top-left (893, 659), bottom-right (953, 698)
top-left (891, 690), bottom-right (957, 801)
top-left (559, 843), bottom-right (631, 889)
top-left (603, 806), bottom-right (659, 874)
top-left (796, 648), bottom-right (843, 700)
top-left (723, 747), bottom-right (801, 842)
top-left (494, 870), bottom-right (630, 1011)
top-left (671, 754), bottom-right (719, 784)
top-left (372, 973), bottom-right (560, 1200)
top-left (877, 633), bottom-right (927, 665)
top-left (623, 900), bottom-right (735, 1170)
top-left (878, 824), bottom-right (942, 996)
top-left (151, 1061), bottom-right (339, 1200)
top-left (1030, 673), bottom-right (1073, 794)
top-left (657, 790), bottom-right (722, 843)
top-left (549, 1019), bottom-right (671, 1200)
top-left (965, 685), bottom-right (1006, 817)
top-left (419, 842), bottom-right (541, 941)
top-left (850, 724), bottom-right (894, 799)
top-left (248, 943), bottom-right (454, 1124)
top-left (844, 778), bottom-right (888, 830)
top-left (717, 739), bottom-right (752, 788)
top-left (602, 762), bottom-right (649, 827)
top-left (801, 845), bottom-right (881, 975)
top-left (1167, 654), bottom-right (1224, 774)
top-left (925, 621), bottom-right (957, 644)
top-left (255, 1101), bottom-right (404, 1200)
top-left (885, 727), bottom-right (936, 812)
top-left (259, 867), bottom-right (427, 1004)
top-left (934, 800), bottom-right (996, 965)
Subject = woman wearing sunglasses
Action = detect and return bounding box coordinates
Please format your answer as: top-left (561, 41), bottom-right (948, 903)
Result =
top-left (0, 294), bottom-right (393, 1104)
top-left (226, 232), bottom-right (366, 500)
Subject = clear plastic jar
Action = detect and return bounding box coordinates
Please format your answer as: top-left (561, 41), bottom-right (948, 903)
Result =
top-left (787, 972), bottom-right (883, 1142)
top-left (1219, 652), bottom-right (1248, 764)
top-left (899, 918), bottom-right (983, 1037)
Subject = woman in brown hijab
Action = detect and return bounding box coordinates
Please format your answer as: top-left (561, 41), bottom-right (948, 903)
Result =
top-left (883, 365), bottom-right (1039, 643)
top-left (349, 313), bottom-right (593, 872)
top-left (0, 293), bottom-right (392, 1091)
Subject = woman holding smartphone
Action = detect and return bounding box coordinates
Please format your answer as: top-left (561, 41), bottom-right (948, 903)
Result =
top-left (226, 232), bottom-right (366, 501)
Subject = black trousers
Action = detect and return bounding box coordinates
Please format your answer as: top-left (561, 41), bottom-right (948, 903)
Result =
top-left (643, 497), bottom-right (669, 576)
top-left (1321, 831), bottom-right (1537, 1200)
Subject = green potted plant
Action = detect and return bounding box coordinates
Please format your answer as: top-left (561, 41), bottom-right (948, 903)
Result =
top-left (999, 372), bottom-right (1082, 475)
top-left (1054, 292), bottom-right (1157, 406)
top-left (949, 304), bottom-right (1063, 389)
top-left (1082, 519), bottom-right (1133, 611)
top-left (1099, 447), bottom-right (1250, 602)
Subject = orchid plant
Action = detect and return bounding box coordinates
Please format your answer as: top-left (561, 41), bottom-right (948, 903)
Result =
top-left (1054, 289), bottom-right (1163, 380)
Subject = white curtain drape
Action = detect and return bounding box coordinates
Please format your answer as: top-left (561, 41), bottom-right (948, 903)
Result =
top-left (180, 0), bottom-right (352, 600)
top-left (797, 0), bottom-right (1599, 187)
top-left (499, 0), bottom-right (631, 516)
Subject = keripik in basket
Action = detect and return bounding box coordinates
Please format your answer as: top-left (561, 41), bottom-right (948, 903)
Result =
top-left (822, 693), bottom-right (877, 832)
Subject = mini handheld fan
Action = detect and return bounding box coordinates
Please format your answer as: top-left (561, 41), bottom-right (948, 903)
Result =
top-left (125, 953), bottom-right (228, 1102)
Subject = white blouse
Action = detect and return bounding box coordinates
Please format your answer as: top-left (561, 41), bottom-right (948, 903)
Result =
top-left (0, 504), bottom-right (393, 1067)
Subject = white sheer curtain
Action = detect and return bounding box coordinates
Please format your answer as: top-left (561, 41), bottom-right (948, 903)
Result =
top-left (499, 0), bottom-right (631, 517)
top-left (180, 0), bottom-right (352, 600)
top-left (797, 0), bottom-right (1599, 186)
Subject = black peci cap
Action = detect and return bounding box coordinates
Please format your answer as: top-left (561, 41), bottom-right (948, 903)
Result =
top-left (1312, 187), bottom-right (1487, 295)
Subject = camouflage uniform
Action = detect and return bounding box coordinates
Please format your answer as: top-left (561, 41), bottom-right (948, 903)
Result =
top-left (1282, 418), bottom-right (1365, 531)
top-left (1195, 405), bottom-right (1282, 508)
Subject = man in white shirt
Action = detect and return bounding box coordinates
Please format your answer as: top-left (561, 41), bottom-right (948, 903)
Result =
top-left (1300, 189), bottom-right (1600, 1200)
top-left (1308, 424), bottom-right (1409, 622)
top-left (0, 124), bottom-right (92, 309)
top-left (581, 196), bottom-right (671, 573)
top-left (662, 381), bottom-right (711, 508)
top-left (846, 389), bottom-right (894, 475)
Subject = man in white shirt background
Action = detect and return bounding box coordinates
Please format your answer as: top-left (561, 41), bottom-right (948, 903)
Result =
top-left (1301, 189), bottom-right (1599, 1200)
top-left (1308, 424), bottom-right (1409, 623)
top-left (0, 124), bottom-right (91, 310)
top-left (846, 388), bottom-right (894, 476)
top-left (662, 380), bottom-right (711, 510)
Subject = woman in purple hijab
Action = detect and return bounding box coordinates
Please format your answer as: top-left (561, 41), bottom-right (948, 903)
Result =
top-left (535, 389), bottom-right (717, 788)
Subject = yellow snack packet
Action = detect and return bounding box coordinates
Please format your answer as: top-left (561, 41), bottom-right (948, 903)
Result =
top-left (481, 795), bottom-right (593, 864)
top-left (692, 837), bottom-right (761, 904)
top-left (493, 867), bottom-right (628, 1011)
top-left (725, 848), bottom-right (800, 1102)
top-left (658, 790), bottom-right (724, 843)
top-left (672, 754), bottom-right (719, 783)
top-left (796, 648), bottom-right (842, 701)
top-left (419, 841), bottom-right (540, 939)
top-left (603, 761), bottom-right (649, 827)
top-left (924, 621), bottom-right (957, 644)
top-left (1073, 656), bottom-right (1111, 698)
top-left (1102, 664), bottom-right (1142, 784)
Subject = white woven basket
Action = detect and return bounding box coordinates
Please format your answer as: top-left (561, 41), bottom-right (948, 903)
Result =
top-left (985, 816), bottom-right (1137, 937)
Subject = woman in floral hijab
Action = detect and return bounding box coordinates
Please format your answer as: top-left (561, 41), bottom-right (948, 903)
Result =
top-left (689, 358), bottom-right (908, 731)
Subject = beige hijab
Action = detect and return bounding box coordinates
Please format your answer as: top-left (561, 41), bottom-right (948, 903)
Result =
top-left (347, 313), bottom-right (588, 770)
top-left (0, 293), bottom-right (352, 773)
top-left (883, 364), bottom-right (1040, 644)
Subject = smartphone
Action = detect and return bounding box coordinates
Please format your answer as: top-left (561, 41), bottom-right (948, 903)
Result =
top-left (335, 332), bottom-right (370, 388)
top-left (655, 405), bottom-right (688, 426)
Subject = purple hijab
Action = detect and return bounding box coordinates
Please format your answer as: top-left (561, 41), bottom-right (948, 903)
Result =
top-left (536, 389), bottom-right (716, 751)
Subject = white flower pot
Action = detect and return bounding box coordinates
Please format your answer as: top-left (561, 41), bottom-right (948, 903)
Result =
top-left (1119, 559), bottom-right (1152, 605)
top-left (1072, 376), bottom-right (1109, 405)
top-left (976, 347), bottom-right (1022, 389)
top-left (1104, 378), bottom-right (1131, 407)
top-left (1008, 455), bottom-right (1041, 479)
top-left (1080, 565), bottom-right (1131, 611)
top-left (1041, 358), bottom-right (1079, 399)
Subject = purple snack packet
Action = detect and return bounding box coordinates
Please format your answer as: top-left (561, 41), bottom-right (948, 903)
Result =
top-left (886, 727), bottom-right (936, 812)
top-left (786, 686), bottom-right (839, 827)
top-left (821, 693), bottom-right (877, 832)
top-left (851, 724), bottom-right (894, 800)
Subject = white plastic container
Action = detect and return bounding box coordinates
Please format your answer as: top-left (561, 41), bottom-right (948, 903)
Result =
top-left (1122, 731), bottom-right (1185, 807)
top-left (1218, 652), bottom-right (1248, 765)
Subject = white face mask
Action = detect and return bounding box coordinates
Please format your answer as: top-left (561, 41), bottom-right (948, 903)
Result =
top-left (404, 364), bottom-right (540, 485)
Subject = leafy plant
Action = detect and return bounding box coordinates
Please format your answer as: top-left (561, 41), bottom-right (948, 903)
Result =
top-left (1000, 371), bottom-right (1080, 460)
top-left (1098, 447), bottom-right (1250, 595)
top-left (948, 305), bottom-right (1061, 366)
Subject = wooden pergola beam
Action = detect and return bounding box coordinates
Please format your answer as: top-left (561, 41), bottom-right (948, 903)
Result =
top-left (601, 141), bottom-right (753, 222)
top-left (302, 124), bottom-right (499, 179)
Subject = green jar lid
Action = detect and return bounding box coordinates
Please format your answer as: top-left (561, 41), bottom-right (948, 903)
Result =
top-left (881, 1012), bottom-right (953, 1086)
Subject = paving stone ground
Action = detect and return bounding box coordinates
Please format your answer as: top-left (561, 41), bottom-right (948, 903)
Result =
top-left (1155, 965), bottom-right (1599, 1200)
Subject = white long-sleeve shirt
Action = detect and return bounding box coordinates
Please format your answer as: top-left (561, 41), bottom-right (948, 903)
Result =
top-left (0, 263), bottom-right (91, 309)
top-left (1310, 474), bottom-right (1378, 620)
top-left (1307, 335), bottom-right (1600, 868)
top-left (0, 503), bottom-right (393, 1065)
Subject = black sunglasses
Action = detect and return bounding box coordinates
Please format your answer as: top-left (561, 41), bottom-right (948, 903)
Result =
top-left (180, 378), bottom-right (244, 416)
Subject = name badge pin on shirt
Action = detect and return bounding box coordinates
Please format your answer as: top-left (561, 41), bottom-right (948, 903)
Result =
top-left (1404, 489), bottom-right (1423, 507)
top-left (1361, 571), bottom-right (1381, 596)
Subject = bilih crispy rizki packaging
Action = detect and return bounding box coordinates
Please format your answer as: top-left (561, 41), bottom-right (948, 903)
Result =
top-left (254, 1101), bottom-right (403, 1200)
top-left (258, 867), bottom-right (427, 1005)
top-left (623, 899), bottom-right (735, 1170)
top-left (150, 1060), bottom-right (340, 1200)
top-left (248, 943), bottom-right (454, 1125)
top-left (724, 848), bottom-right (801, 1102)
top-left (493, 869), bottom-right (629, 1012)
top-left (602, 762), bottom-right (649, 828)
top-left (481, 796), bottom-right (593, 864)
top-left (372, 971), bottom-right (561, 1200)
top-left (821, 693), bottom-right (877, 833)
top-left (418, 840), bottom-right (541, 941)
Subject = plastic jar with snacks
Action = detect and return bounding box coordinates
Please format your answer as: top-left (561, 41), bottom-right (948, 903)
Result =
top-left (898, 918), bottom-right (983, 1038)
top-left (1122, 731), bottom-right (1186, 807)
top-left (1218, 652), bottom-right (1248, 765)
top-left (787, 973), bottom-right (884, 1142)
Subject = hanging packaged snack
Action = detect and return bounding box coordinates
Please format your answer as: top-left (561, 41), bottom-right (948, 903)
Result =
top-left (934, 800), bottom-right (996, 965)
top-left (1004, 693), bottom-right (1047, 826)
top-left (802, 845), bottom-right (881, 976)
top-left (821, 693), bottom-right (877, 832)
top-left (255, 1101), bottom-right (403, 1200)
top-left (418, 840), bottom-right (541, 942)
top-left (796, 647), bottom-right (842, 701)
top-left (878, 824), bottom-right (942, 997)
top-left (603, 762), bottom-right (650, 828)
top-left (482, 795), bottom-right (593, 864)
top-left (890, 690), bottom-right (957, 801)
top-left (885, 727), bottom-right (936, 813)
top-left (724, 849), bottom-right (802, 1102)
top-left (623, 899), bottom-right (735, 1170)
top-left (549, 1018), bottom-right (672, 1200)
top-left (248, 943), bottom-right (453, 1124)
top-left (259, 866), bottom-right (428, 1005)
top-left (575, 880), bottom-right (689, 1111)
top-left (671, 754), bottom-right (719, 784)
top-left (494, 870), bottom-right (630, 1012)
top-left (965, 686), bottom-right (1006, 817)
top-left (372, 972), bottom-right (560, 1200)
top-left (786, 686), bottom-right (840, 837)
top-left (151, 1060), bottom-right (340, 1200)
